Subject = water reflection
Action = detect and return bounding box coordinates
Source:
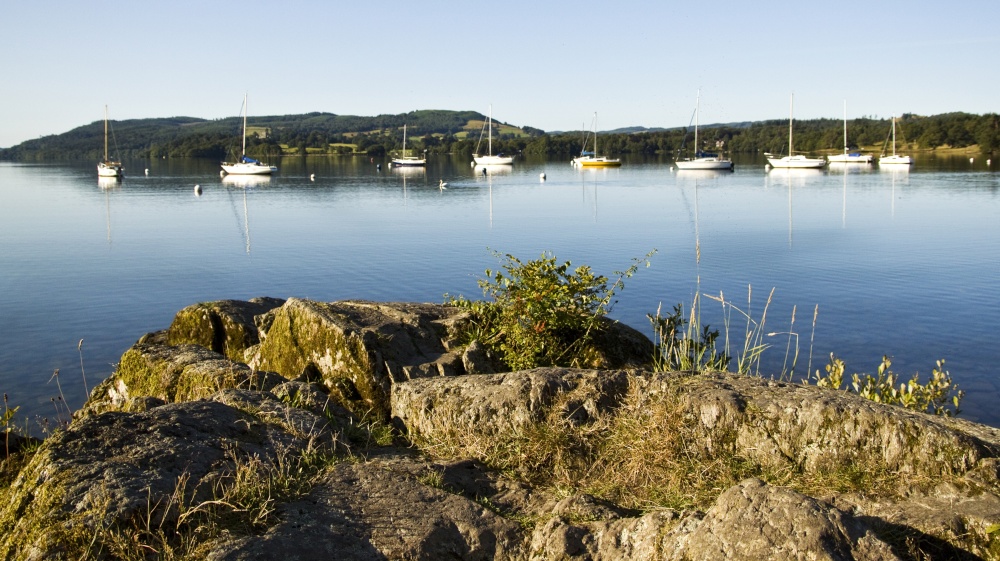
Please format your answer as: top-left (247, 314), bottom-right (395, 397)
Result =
top-left (221, 174), bottom-right (272, 188)
top-left (472, 164), bottom-right (513, 178)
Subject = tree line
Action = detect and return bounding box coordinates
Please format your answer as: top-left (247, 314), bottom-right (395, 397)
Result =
top-left (2, 110), bottom-right (996, 162)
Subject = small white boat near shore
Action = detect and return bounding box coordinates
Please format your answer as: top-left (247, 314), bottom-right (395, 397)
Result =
top-left (97, 106), bottom-right (124, 178)
top-left (473, 105), bottom-right (513, 166)
top-left (390, 124), bottom-right (426, 167)
top-left (221, 94), bottom-right (277, 176)
top-left (767, 94), bottom-right (826, 169)
top-left (675, 90), bottom-right (733, 171)
top-left (828, 101), bottom-right (873, 164)
top-left (879, 115), bottom-right (912, 166)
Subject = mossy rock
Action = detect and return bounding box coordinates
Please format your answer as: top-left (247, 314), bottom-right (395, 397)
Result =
top-left (87, 343), bottom-right (286, 411)
top-left (166, 297), bottom-right (285, 362)
top-left (251, 299), bottom-right (467, 419)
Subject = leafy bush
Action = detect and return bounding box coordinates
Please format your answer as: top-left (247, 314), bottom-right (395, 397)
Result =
top-left (811, 354), bottom-right (964, 416)
top-left (447, 250), bottom-right (654, 370)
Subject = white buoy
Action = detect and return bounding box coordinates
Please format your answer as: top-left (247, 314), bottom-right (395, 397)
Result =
top-left (540, 172), bottom-right (546, 180)
top-left (194, 184), bottom-right (202, 195)
top-left (988, 159), bottom-right (992, 166)
top-left (310, 173), bottom-right (315, 181)
top-left (970, 157), bottom-right (975, 163)
top-left (220, 170), bottom-right (225, 177)
top-left (144, 168), bottom-right (149, 176)
top-left (670, 166), bottom-right (674, 171)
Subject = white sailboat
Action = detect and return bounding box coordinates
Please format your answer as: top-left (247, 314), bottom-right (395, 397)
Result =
top-left (767, 94), bottom-right (827, 169)
top-left (473, 105), bottom-right (513, 165)
top-left (390, 124), bottom-right (426, 167)
top-left (675, 90), bottom-right (733, 171)
top-left (572, 113), bottom-right (621, 167)
top-left (827, 100), bottom-right (873, 164)
top-left (879, 115), bottom-right (912, 165)
top-left (97, 106), bottom-right (124, 178)
top-left (221, 94), bottom-right (277, 176)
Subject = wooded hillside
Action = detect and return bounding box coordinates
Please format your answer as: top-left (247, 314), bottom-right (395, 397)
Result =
top-left (2, 110), bottom-right (996, 161)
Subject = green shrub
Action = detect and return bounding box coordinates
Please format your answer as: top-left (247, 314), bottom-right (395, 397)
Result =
top-left (811, 354), bottom-right (964, 416)
top-left (448, 249), bottom-right (654, 370)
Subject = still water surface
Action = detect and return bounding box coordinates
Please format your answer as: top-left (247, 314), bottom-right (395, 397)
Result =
top-left (1, 155), bottom-right (998, 431)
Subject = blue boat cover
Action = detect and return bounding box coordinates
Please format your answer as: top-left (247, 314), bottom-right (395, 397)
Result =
top-left (241, 155), bottom-right (262, 164)
top-left (695, 151), bottom-right (719, 158)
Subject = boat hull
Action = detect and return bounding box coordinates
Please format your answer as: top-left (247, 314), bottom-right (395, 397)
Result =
top-left (221, 162), bottom-right (277, 175)
top-left (97, 162), bottom-right (124, 177)
top-left (675, 157), bottom-right (733, 170)
top-left (767, 155), bottom-right (827, 169)
top-left (827, 154), bottom-right (873, 164)
top-left (390, 158), bottom-right (426, 167)
top-left (573, 156), bottom-right (621, 167)
top-left (879, 155), bottom-right (912, 165)
top-left (473, 155), bottom-right (514, 165)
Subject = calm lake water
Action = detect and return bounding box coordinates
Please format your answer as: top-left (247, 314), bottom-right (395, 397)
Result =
top-left (1, 155), bottom-right (998, 432)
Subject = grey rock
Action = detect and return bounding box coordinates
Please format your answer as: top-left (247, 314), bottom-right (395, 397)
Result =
top-left (665, 478), bottom-right (901, 560)
top-left (207, 455), bottom-right (524, 561)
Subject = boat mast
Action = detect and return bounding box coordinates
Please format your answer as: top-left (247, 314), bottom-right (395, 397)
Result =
top-left (242, 93), bottom-right (248, 157)
top-left (842, 100), bottom-right (848, 156)
top-left (891, 115), bottom-right (897, 156)
top-left (403, 124), bottom-right (407, 156)
top-left (788, 93), bottom-right (794, 156)
top-left (594, 113), bottom-right (598, 157)
top-left (488, 105), bottom-right (493, 157)
top-left (694, 89), bottom-right (700, 157)
top-left (103, 105), bottom-right (109, 162)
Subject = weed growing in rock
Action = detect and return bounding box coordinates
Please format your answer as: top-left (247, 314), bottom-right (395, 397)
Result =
top-left (448, 249), bottom-right (655, 370)
top-left (811, 354), bottom-right (964, 416)
top-left (78, 338), bottom-right (89, 398)
top-left (648, 299), bottom-right (730, 373)
top-left (2, 393), bottom-right (16, 459)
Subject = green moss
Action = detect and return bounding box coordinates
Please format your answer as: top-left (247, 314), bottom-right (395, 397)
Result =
top-left (257, 303), bottom-right (382, 418)
top-left (116, 347), bottom-right (171, 400)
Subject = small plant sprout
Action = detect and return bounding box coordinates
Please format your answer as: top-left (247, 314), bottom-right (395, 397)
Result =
top-left (48, 368), bottom-right (71, 426)
top-left (78, 338), bottom-right (89, 397)
top-left (3, 393), bottom-right (19, 458)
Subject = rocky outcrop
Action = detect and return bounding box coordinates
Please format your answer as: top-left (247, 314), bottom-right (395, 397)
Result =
top-left (3, 297), bottom-right (1000, 560)
top-left (167, 297), bottom-right (286, 363)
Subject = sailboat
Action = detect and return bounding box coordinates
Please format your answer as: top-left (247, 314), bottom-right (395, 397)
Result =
top-left (675, 90), bottom-right (733, 170)
top-left (572, 113), bottom-right (621, 167)
top-left (221, 94), bottom-right (277, 175)
top-left (390, 124), bottom-right (426, 167)
top-left (97, 106), bottom-right (124, 178)
top-left (827, 100), bottom-right (873, 164)
top-left (879, 115), bottom-right (912, 165)
top-left (473, 105), bottom-right (513, 165)
top-left (766, 94), bottom-right (827, 169)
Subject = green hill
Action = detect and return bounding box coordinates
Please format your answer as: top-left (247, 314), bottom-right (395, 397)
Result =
top-left (1, 110), bottom-right (997, 161)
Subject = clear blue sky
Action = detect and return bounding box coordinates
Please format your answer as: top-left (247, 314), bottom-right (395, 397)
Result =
top-left (2, 0), bottom-right (998, 148)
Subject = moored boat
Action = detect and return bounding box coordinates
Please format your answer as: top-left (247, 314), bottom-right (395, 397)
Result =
top-left (473, 105), bottom-right (513, 166)
top-left (879, 115), bottom-right (912, 165)
top-left (97, 106), bottom-right (124, 178)
top-left (675, 90), bottom-right (733, 171)
top-left (221, 94), bottom-right (277, 175)
top-left (390, 124), bottom-right (426, 167)
top-left (767, 94), bottom-right (826, 169)
top-left (572, 113), bottom-right (621, 167)
top-left (827, 101), bottom-right (873, 164)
